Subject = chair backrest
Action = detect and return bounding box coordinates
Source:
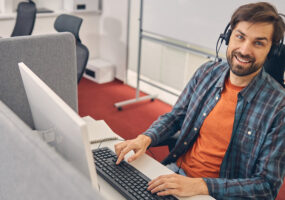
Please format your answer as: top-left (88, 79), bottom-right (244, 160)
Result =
top-left (264, 44), bottom-right (285, 88)
top-left (54, 14), bottom-right (89, 83)
top-left (76, 42), bottom-right (90, 83)
top-left (54, 14), bottom-right (82, 42)
top-left (0, 33), bottom-right (78, 128)
top-left (11, 0), bottom-right (37, 37)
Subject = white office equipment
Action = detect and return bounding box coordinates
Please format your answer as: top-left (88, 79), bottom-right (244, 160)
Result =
top-left (84, 59), bottom-right (115, 84)
top-left (18, 62), bottom-right (98, 190)
top-left (63, 0), bottom-right (100, 12)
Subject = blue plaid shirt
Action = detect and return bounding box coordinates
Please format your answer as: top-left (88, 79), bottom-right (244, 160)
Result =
top-left (144, 61), bottom-right (285, 199)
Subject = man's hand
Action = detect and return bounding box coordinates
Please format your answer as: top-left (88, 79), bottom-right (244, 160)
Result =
top-left (147, 174), bottom-right (209, 197)
top-left (114, 135), bottom-right (151, 164)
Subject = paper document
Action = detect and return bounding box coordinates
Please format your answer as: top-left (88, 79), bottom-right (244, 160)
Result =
top-left (83, 116), bottom-right (117, 143)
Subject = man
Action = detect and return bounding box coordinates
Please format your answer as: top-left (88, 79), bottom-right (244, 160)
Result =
top-left (115, 2), bottom-right (285, 199)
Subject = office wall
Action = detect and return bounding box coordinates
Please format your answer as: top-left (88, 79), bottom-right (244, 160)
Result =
top-left (97, 0), bottom-right (129, 82)
top-left (127, 0), bottom-right (209, 97)
top-left (143, 0), bottom-right (285, 52)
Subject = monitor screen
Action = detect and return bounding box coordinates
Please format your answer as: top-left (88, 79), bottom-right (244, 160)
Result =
top-left (18, 62), bottom-right (98, 189)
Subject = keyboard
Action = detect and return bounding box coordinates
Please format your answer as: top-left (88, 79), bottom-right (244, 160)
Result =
top-left (92, 147), bottom-right (178, 200)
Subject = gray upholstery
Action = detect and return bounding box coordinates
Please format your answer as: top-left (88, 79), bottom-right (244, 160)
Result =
top-left (0, 33), bottom-right (78, 128)
top-left (0, 101), bottom-right (103, 200)
top-left (76, 42), bottom-right (90, 82)
top-left (54, 14), bottom-right (82, 42)
top-left (54, 14), bottom-right (89, 83)
top-left (11, 0), bottom-right (37, 37)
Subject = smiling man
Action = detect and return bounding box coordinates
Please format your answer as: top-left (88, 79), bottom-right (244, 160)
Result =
top-left (115, 2), bottom-right (285, 199)
top-left (227, 21), bottom-right (274, 86)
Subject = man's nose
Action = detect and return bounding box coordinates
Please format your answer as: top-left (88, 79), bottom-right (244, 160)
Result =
top-left (239, 41), bottom-right (253, 55)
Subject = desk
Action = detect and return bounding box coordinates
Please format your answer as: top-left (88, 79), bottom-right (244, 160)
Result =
top-left (84, 116), bottom-right (214, 200)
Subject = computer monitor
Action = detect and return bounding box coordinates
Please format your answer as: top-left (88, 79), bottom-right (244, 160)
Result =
top-left (18, 62), bottom-right (98, 189)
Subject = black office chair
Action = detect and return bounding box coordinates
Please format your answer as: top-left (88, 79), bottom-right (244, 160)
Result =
top-left (54, 14), bottom-right (89, 83)
top-left (156, 45), bottom-right (285, 152)
top-left (264, 44), bottom-right (285, 88)
top-left (11, 0), bottom-right (37, 37)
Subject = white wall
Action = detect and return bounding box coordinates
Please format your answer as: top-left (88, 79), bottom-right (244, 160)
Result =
top-left (98, 0), bottom-right (129, 82)
top-left (127, 0), bottom-right (210, 99)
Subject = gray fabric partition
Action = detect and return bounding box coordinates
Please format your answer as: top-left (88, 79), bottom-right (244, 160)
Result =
top-left (0, 101), bottom-right (103, 200)
top-left (0, 33), bottom-right (78, 128)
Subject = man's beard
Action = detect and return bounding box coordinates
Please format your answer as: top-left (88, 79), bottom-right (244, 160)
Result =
top-left (227, 50), bottom-right (263, 77)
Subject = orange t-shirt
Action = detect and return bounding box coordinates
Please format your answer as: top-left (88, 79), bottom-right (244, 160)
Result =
top-left (177, 77), bottom-right (244, 178)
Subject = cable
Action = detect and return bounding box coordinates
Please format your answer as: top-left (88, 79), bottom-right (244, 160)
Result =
top-left (177, 153), bottom-right (185, 175)
top-left (91, 136), bottom-right (119, 144)
top-left (215, 36), bottom-right (223, 62)
top-left (147, 148), bottom-right (157, 161)
top-left (96, 137), bottom-right (124, 149)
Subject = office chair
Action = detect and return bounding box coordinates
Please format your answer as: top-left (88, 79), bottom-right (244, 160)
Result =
top-left (264, 44), bottom-right (285, 88)
top-left (54, 14), bottom-right (89, 83)
top-left (156, 45), bottom-right (285, 152)
top-left (11, 0), bottom-right (37, 37)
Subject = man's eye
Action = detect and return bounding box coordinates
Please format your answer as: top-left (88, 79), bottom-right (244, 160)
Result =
top-left (255, 41), bottom-right (264, 46)
top-left (236, 35), bottom-right (243, 40)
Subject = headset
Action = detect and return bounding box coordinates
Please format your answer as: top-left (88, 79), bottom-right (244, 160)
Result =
top-left (216, 14), bottom-right (285, 62)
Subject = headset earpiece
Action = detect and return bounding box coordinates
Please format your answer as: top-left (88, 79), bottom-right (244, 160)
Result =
top-left (268, 44), bottom-right (277, 58)
top-left (215, 23), bottom-right (231, 61)
top-left (268, 37), bottom-right (284, 58)
top-left (219, 29), bottom-right (232, 45)
top-left (224, 29), bottom-right (232, 45)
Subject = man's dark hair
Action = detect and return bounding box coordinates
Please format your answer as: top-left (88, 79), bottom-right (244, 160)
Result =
top-left (230, 2), bottom-right (285, 45)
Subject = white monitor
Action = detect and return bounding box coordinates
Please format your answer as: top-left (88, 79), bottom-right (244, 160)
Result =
top-left (18, 62), bottom-right (98, 189)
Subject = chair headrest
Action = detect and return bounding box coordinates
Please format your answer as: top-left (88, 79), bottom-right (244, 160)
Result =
top-left (54, 14), bottom-right (83, 42)
top-left (264, 44), bottom-right (285, 87)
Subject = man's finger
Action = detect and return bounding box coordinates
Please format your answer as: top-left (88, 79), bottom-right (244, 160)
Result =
top-left (114, 142), bottom-right (127, 156)
top-left (148, 174), bottom-right (172, 185)
top-left (147, 176), bottom-right (166, 191)
top-left (116, 145), bottom-right (132, 164)
top-left (127, 149), bottom-right (143, 162)
top-left (150, 182), bottom-right (176, 194)
top-left (157, 189), bottom-right (178, 196)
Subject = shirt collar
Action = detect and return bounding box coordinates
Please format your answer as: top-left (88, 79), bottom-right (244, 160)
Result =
top-left (215, 62), bottom-right (230, 89)
top-left (239, 68), bottom-right (266, 103)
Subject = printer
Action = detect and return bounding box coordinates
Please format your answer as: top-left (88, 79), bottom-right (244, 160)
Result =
top-left (64, 0), bottom-right (101, 12)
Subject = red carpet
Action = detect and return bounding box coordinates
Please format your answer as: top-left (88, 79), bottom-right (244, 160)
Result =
top-left (78, 78), bottom-right (284, 199)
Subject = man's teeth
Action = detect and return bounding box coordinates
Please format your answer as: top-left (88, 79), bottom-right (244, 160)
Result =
top-left (236, 55), bottom-right (251, 63)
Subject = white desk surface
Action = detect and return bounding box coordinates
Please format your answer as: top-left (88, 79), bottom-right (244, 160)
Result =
top-left (84, 116), bottom-right (214, 200)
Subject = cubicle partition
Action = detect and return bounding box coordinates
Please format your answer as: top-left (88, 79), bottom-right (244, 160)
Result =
top-left (0, 33), bottom-right (78, 127)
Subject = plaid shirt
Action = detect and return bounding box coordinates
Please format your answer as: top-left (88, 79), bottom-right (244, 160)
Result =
top-left (144, 61), bottom-right (285, 199)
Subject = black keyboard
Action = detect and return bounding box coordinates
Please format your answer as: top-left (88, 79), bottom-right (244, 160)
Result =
top-left (92, 147), bottom-right (178, 200)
